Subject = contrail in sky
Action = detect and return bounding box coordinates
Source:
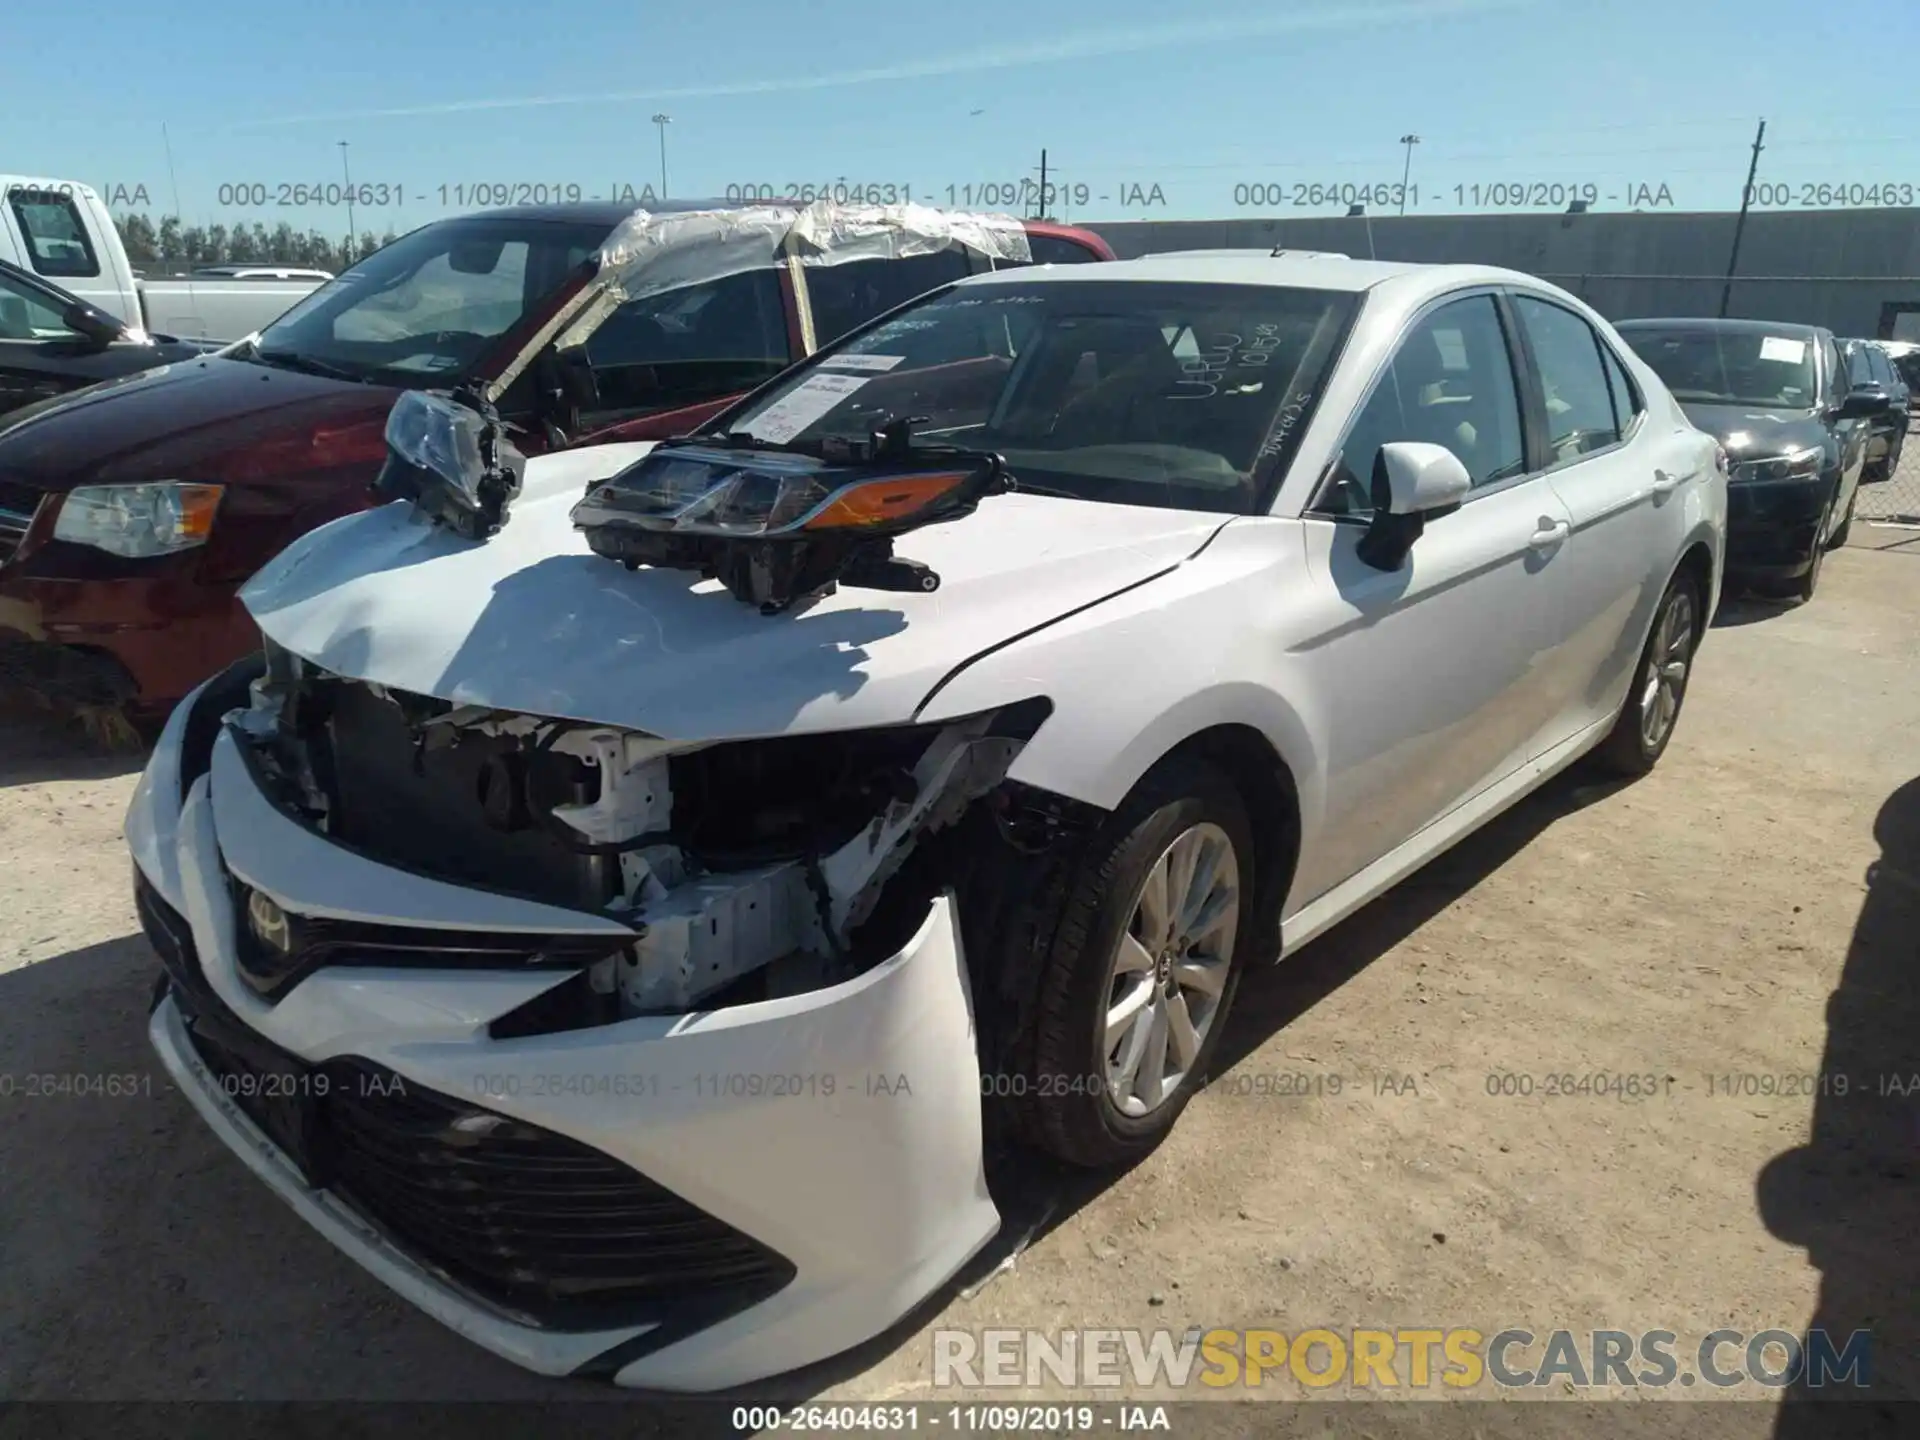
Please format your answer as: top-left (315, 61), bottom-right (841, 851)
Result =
top-left (237, 0), bottom-right (1527, 129)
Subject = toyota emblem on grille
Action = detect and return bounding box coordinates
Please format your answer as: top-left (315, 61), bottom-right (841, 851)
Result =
top-left (246, 889), bottom-right (293, 954)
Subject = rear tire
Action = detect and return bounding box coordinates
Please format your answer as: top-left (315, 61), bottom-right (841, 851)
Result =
top-left (1592, 570), bottom-right (1700, 777)
top-left (1022, 759), bottom-right (1254, 1168)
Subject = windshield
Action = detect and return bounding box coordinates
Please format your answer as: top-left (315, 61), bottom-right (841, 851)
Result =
top-left (1619, 325), bottom-right (1819, 410)
top-left (254, 216), bottom-right (614, 385)
top-left (717, 278), bottom-right (1358, 516)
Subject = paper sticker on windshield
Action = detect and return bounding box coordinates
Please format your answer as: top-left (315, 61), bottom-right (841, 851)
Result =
top-left (742, 372), bottom-right (870, 442)
top-left (1760, 336), bottom-right (1807, 364)
top-left (819, 354), bottom-right (904, 373)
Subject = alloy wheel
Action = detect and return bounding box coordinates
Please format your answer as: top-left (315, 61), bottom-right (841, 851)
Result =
top-left (1103, 822), bottom-right (1240, 1117)
top-left (1638, 587), bottom-right (1694, 751)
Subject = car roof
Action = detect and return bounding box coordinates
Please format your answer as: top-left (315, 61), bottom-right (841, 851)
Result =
top-left (442, 198), bottom-right (740, 226)
top-left (1615, 316), bottom-right (1831, 338)
top-left (957, 247), bottom-right (1542, 297)
top-left (445, 198), bottom-right (1072, 236)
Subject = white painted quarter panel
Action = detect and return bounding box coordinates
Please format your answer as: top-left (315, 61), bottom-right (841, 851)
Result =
top-left (241, 446), bottom-right (1227, 739)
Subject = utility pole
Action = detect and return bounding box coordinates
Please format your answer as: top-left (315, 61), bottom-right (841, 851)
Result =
top-left (1719, 118), bottom-right (1767, 318)
top-left (1036, 148), bottom-right (1049, 220)
top-left (652, 114), bottom-right (672, 198)
top-left (338, 141), bottom-right (356, 265)
top-left (1398, 134), bottom-right (1420, 215)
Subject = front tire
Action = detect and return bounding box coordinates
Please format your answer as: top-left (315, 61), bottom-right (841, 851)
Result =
top-left (1827, 485), bottom-right (1857, 549)
top-left (1023, 760), bottom-right (1254, 1168)
top-left (1593, 570), bottom-right (1700, 777)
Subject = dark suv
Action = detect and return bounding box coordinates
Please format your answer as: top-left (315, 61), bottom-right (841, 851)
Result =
top-left (0, 202), bottom-right (1111, 718)
top-left (1616, 317), bottom-right (1877, 602)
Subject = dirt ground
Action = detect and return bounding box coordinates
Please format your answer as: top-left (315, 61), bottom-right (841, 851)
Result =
top-left (1, 533), bottom-right (1915, 1435)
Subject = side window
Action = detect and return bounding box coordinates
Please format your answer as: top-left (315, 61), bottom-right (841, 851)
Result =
top-left (1316, 294), bottom-right (1526, 517)
top-left (1513, 295), bottom-right (1620, 462)
top-left (0, 268), bottom-right (77, 340)
top-left (1845, 342), bottom-right (1875, 389)
top-left (804, 251), bottom-right (970, 347)
top-left (1600, 342), bottom-right (1641, 437)
top-left (1867, 346), bottom-right (1896, 386)
top-left (1824, 337), bottom-right (1847, 404)
top-left (7, 192), bottom-right (100, 279)
top-left (580, 268), bottom-right (790, 425)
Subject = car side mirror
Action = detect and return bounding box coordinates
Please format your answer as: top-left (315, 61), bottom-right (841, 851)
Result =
top-left (1357, 441), bottom-right (1472, 571)
top-left (61, 301), bottom-right (124, 349)
top-left (1838, 389), bottom-right (1885, 420)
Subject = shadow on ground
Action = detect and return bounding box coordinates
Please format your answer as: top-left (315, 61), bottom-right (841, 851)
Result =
top-left (1761, 774), bottom-right (1920, 1433)
top-left (0, 698), bottom-right (148, 789)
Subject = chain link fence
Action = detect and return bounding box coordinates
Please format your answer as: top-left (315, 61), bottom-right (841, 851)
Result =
top-left (1858, 415), bottom-right (1920, 524)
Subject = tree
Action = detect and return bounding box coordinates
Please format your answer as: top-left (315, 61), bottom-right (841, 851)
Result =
top-left (156, 215), bottom-right (183, 264)
top-left (115, 212), bottom-right (159, 266)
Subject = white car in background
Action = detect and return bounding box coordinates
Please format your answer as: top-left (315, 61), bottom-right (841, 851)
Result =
top-left (126, 247), bottom-right (1725, 1390)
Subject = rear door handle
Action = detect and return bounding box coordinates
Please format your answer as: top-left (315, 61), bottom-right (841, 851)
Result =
top-left (1529, 518), bottom-right (1570, 551)
top-left (1651, 468), bottom-right (1689, 497)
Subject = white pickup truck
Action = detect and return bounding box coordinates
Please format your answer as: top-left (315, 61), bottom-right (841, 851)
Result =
top-left (0, 175), bottom-right (329, 343)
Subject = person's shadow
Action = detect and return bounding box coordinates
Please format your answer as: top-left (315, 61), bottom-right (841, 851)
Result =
top-left (1759, 775), bottom-right (1920, 1434)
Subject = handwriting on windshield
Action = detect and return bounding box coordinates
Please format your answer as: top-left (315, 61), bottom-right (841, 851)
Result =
top-left (1171, 323), bottom-right (1288, 400)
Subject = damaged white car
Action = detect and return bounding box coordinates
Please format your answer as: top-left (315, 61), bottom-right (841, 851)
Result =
top-left (127, 235), bottom-right (1726, 1390)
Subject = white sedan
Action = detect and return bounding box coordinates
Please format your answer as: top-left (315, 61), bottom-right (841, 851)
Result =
top-left (126, 247), bottom-right (1725, 1390)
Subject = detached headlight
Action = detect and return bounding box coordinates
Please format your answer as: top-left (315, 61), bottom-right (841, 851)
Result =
top-left (1732, 447), bottom-right (1823, 483)
top-left (53, 482), bottom-right (223, 557)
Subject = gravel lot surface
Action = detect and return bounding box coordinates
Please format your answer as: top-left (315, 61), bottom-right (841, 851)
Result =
top-left (2, 534), bottom-right (1915, 1437)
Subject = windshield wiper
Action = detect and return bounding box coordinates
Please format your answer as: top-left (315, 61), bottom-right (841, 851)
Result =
top-left (251, 347), bottom-right (366, 384)
top-left (709, 428), bottom-right (806, 451)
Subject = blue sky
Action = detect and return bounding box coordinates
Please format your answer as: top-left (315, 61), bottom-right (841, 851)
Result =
top-left (8, 0), bottom-right (1918, 228)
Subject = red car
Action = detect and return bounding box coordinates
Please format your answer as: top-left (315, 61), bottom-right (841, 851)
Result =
top-left (0, 200), bottom-right (1110, 720)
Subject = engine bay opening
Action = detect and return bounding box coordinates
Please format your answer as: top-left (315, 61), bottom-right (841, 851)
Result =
top-left (234, 649), bottom-right (1054, 1028)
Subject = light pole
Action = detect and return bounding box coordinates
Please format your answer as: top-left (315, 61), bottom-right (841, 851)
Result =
top-left (338, 141), bottom-right (356, 265)
top-left (651, 114), bottom-right (672, 199)
top-left (1397, 134), bottom-right (1420, 215)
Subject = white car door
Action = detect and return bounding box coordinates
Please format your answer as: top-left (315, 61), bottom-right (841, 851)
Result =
top-left (1507, 292), bottom-right (1696, 752)
top-left (1292, 292), bottom-right (1578, 903)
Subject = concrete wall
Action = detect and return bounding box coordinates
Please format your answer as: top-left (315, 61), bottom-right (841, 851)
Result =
top-left (1083, 209), bottom-right (1920, 340)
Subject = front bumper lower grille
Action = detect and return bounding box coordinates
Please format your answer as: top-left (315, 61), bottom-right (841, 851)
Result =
top-left (136, 870), bottom-right (795, 1332)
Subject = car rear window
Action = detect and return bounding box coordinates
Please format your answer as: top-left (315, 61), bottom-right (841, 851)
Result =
top-left (7, 190), bottom-right (100, 279)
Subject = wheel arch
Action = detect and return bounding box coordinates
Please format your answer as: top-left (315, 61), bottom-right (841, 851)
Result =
top-left (1106, 719), bottom-right (1304, 968)
top-left (1674, 535), bottom-right (1716, 633)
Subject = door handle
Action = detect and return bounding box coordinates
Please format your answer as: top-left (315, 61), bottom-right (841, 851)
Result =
top-left (1529, 518), bottom-right (1570, 550)
top-left (1651, 468), bottom-right (1691, 497)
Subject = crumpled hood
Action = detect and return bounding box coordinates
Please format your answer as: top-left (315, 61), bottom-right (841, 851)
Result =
top-left (0, 356), bottom-right (397, 490)
top-left (1679, 402), bottom-right (1831, 463)
top-left (242, 443), bottom-right (1230, 739)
